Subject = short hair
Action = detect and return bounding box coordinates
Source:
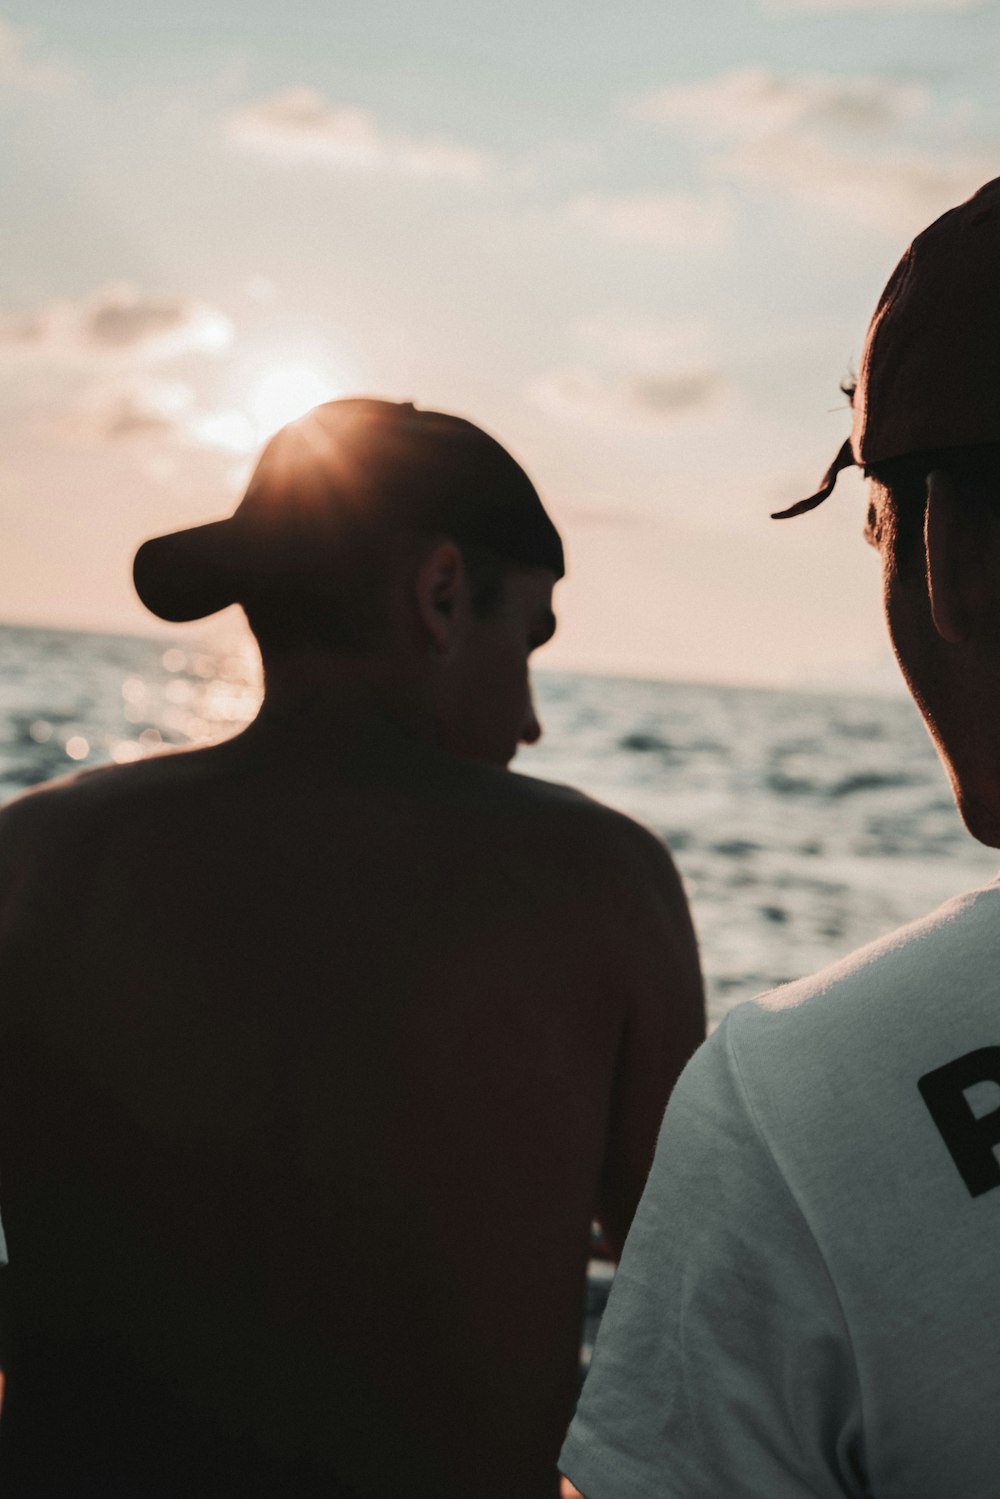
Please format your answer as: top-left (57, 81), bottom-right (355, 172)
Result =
top-left (243, 537), bottom-right (516, 658)
top-left (866, 443), bottom-right (1000, 569)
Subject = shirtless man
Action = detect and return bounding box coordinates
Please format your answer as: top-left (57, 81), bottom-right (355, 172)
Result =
top-left (0, 398), bottom-right (704, 1497)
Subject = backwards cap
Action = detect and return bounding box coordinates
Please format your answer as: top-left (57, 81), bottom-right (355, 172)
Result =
top-left (774, 176), bottom-right (1000, 520)
top-left (134, 397), bottom-right (565, 622)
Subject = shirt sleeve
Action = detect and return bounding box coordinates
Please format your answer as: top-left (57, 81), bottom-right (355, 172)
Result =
top-left (559, 1018), bottom-right (868, 1499)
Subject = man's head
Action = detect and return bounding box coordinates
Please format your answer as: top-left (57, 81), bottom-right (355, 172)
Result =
top-left (775, 178), bottom-right (1000, 845)
top-left (134, 397), bottom-right (564, 767)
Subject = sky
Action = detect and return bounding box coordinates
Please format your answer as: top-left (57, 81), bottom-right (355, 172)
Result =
top-left (1, 0), bottom-right (999, 690)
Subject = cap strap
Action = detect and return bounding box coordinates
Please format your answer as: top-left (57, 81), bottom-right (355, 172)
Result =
top-left (771, 437), bottom-right (856, 520)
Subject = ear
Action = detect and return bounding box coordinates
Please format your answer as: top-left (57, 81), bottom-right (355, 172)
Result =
top-left (925, 469), bottom-right (977, 645)
top-left (415, 540), bottom-right (466, 656)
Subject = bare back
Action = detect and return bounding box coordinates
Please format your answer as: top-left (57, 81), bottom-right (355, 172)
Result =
top-left (0, 719), bottom-right (703, 1497)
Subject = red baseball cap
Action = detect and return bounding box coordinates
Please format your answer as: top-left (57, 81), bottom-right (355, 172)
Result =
top-left (773, 176), bottom-right (1000, 520)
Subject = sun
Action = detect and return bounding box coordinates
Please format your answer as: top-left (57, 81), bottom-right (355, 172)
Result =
top-left (247, 363), bottom-right (344, 440)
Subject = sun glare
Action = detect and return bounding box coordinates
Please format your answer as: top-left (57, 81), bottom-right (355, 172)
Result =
top-left (247, 363), bottom-right (343, 439)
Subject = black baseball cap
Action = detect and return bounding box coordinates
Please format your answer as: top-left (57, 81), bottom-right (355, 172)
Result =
top-left (134, 397), bottom-right (565, 621)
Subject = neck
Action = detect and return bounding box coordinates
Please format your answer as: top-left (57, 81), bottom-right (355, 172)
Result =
top-left (251, 648), bottom-right (443, 754)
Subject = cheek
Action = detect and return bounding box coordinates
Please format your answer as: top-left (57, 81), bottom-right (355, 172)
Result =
top-left (882, 558), bottom-right (963, 791)
top-left (881, 561), bottom-right (907, 670)
top-left (494, 655), bottom-right (529, 718)
top-left (882, 562), bottom-right (903, 658)
top-left (882, 557), bottom-right (922, 690)
top-left (499, 658), bottom-right (536, 739)
top-left (465, 639), bottom-right (528, 727)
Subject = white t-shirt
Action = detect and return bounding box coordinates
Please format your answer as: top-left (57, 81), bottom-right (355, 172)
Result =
top-left (561, 879), bottom-right (1000, 1499)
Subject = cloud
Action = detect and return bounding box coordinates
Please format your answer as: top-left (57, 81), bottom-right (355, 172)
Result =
top-left (228, 92), bottom-right (385, 167)
top-left (631, 65), bottom-right (995, 236)
top-left (226, 88), bottom-right (490, 182)
top-left (530, 312), bottom-right (726, 427)
top-left (719, 135), bottom-right (991, 233)
top-left (633, 68), bottom-right (925, 140)
top-left (528, 365), bottom-right (725, 426)
top-left (0, 285), bottom-right (234, 364)
top-left (102, 388), bottom-right (190, 441)
top-left (59, 380), bottom-right (196, 445)
top-left (0, 15), bottom-right (76, 94)
top-left (629, 372), bottom-right (723, 413)
top-left (568, 190), bottom-right (729, 250)
top-left (52, 380), bottom-right (259, 460)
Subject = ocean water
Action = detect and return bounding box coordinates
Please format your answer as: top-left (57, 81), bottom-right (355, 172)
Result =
top-left (2, 621), bottom-right (996, 1025)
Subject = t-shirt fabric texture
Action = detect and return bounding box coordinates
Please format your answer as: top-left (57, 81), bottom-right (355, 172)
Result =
top-left (561, 879), bottom-right (1000, 1499)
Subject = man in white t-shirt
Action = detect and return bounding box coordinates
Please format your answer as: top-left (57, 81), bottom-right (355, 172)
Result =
top-left (561, 177), bottom-right (1000, 1498)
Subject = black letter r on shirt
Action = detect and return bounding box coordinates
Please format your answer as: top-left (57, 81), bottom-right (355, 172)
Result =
top-left (919, 1047), bottom-right (1000, 1198)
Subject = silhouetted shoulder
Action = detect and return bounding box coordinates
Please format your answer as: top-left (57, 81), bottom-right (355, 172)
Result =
top-left (3, 742), bottom-right (208, 816)
top-left (0, 747), bottom-right (212, 911)
top-left (434, 766), bottom-right (696, 983)
top-left (504, 765), bottom-right (686, 888)
top-left (0, 763), bottom-right (117, 890)
top-left (3, 739), bottom-right (242, 833)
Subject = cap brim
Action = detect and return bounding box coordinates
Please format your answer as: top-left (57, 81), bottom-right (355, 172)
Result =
top-left (133, 519), bottom-right (241, 623)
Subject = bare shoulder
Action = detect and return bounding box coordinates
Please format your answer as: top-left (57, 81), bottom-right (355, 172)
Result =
top-left (0, 746), bottom-right (212, 872)
top-left (6, 743), bottom-right (204, 812)
top-left (497, 767), bottom-right (690, 911)
top-left (512, 765), bottom-right (676, 854)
